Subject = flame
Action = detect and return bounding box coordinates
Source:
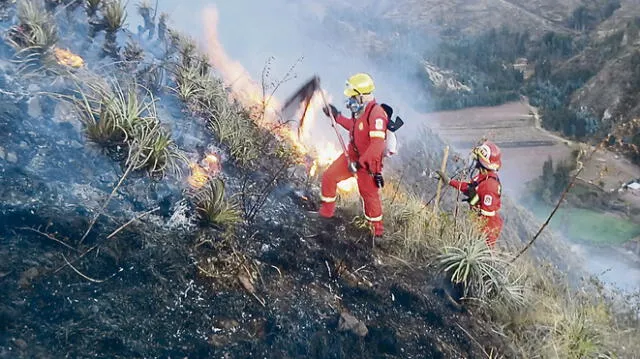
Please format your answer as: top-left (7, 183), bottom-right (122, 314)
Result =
top-left (187, 162), bottom-right (209, 189)
top-left (201, 6), bottom-right (357, 193)
top-left (308, 142), bottom-right (359, 193)
top-left (187, 153), bottom-right (223, 189)
top-left (338, 177), bottom-right (358, 193)
top-left (53, 47), bottom-right (84, 68)
top-left (203, 153), bottom-right (221, 176)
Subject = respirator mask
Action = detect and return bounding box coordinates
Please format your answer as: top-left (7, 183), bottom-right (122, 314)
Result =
top-left (345, 96), bottom-right (364, 114)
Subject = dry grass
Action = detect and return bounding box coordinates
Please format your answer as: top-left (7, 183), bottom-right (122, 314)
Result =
top-left (168, 39), bottom-right (262, 167)
top-left (335, 174), bottom-right (640, 358)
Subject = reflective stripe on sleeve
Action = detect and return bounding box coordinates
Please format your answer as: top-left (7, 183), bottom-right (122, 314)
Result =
top-left (480, 209), bottom-right (496, 217)
top-left (369, 130), bottom-right (386, 139)
top-left (469, 194), bottom-right (480, 206)
top-left (321, 195), bottom-right (337, 203)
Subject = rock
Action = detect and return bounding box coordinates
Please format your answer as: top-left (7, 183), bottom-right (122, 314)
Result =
top-left (53, 102), bottom-right (81, 132)
top-left (27, 84), bottom-right (40, 92)
top-left (0, 146), bottom-right (5, 160)
top-left (27, 96), bottom-right (42, 119)
top-left (18, 267), bottom-right (40, 289)
top-left (338, 311), bottom-right (368, 337)
top-left (208, 334), bottom-right (230, 347)
top-left (12, 338), bottom-right (27, 351)
top-left (6, 152), bottom-right (17, 163)
top-left (218, 319), bottom-right (240, 330)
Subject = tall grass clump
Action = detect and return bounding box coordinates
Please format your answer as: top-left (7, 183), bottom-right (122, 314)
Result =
top-left (63, 78), bottom-right (187, 242)
top-left (101, 0), bottom-right (126, 57)
top-left (9, 0), bottom-right (58, 51)
top-left (168, 35), bottom-right (261, 167)
top-left (193, 178), bottom-right (242, 231)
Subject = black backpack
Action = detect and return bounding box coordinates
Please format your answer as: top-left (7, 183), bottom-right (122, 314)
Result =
top-left (380, 104), bottom-right (404, 132)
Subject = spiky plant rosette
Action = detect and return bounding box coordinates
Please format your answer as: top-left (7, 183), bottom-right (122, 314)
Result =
top-left (436, 221), bottom-right (513, 301)
top-left (193, 178), bottom-right (242, 230)
top-left (102, 0), bottom-right (126, 34)
top-left (11, 0), bottom-right (58, 50)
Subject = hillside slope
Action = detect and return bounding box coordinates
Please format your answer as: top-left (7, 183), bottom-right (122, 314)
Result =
top-left (0, 1), bottom-right (638, 359)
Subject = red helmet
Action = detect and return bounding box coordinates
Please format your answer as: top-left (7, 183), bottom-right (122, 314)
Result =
top-left (472, 140), bottom-right (502, 171)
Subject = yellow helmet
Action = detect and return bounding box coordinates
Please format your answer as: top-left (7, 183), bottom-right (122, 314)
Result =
top-left (344, 73), bottom-right (375, 97)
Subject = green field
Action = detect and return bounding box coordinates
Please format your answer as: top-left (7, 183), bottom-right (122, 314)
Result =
top-left (527, 201), bottom-right (640, 245)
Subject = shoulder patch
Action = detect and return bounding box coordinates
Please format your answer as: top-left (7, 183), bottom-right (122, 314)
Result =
top-left (483, 195), bottom-right (493, 206)
top-left (374, 118), bottom-right (385, 130)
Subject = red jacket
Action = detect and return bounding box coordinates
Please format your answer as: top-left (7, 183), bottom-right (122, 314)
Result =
top-left (335, 100), bottom-right (388, 172)
top-left (449, 172), bottom-right (502, 217)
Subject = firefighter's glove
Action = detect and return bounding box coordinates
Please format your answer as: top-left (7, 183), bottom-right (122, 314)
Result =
top-left (435, 170), bottom-right (450, 185)
top-left (374, 173), bottom-right (384, 188)
top-left (322, 104), bottom-right (339, 119)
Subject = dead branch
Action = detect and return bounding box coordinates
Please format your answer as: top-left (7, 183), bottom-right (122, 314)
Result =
top-left (19, 227), bottom-right (79, 252)
top-left (512, 144), bottom-right (599, 262)
top-left (433, 145), bottom-right (450, 214)
top-left (106, 206), bottom-right (160, 239)
top-left (61, 253), bottom-right (105, 283)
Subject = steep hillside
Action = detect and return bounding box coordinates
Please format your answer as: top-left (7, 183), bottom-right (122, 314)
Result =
top-left (320, 0), bottom-right (640, 162)
top-left (0, 1), bottom-right (638, 359)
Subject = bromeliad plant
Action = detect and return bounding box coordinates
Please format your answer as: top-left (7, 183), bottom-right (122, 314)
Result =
top-left (65, 78), bottom-right (187, 242)
top-left (193, 178), bottom-right (242, 230)
top-left (436, 217), bottom-right (524, 305)
top-left (85, 0), bottom-right (102, 18)
top-left (8, 0), bottom-right (58, 51)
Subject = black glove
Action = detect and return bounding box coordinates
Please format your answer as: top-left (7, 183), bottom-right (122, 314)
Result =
top-left (435, 170), bottom-right (450, 184)
top-left (462, 184), bottom-right (477, 202)
top-left (374, 173), bottom-right (384, 188)
top-left (322, 104), bottom-right (339, 119)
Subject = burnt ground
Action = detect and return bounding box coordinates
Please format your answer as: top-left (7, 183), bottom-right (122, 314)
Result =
top-left (0, 178), bottom-right (511, 359)
top-left (0, 3), bottom-right (513, 357)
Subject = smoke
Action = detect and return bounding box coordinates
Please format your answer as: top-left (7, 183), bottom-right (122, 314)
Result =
top-left (129, 1), bottom-right (638, 293)
top-left (127, 0), bottom-right (437, 149)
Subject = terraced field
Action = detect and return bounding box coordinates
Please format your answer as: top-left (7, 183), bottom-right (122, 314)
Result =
top-left (423, 101), bottom-right (575, 194)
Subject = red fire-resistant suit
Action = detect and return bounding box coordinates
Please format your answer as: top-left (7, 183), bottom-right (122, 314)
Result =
top-left (449, 172), bottom-right (503, 247)
top-left (319, 100), bottom-right (388, 236)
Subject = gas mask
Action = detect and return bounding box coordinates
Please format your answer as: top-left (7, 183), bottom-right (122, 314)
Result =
top-left (345, 96), bottom-right (364, 114)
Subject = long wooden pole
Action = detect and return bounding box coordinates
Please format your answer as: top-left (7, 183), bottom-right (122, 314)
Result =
top-left (433, 145), bottom-right (450, 215)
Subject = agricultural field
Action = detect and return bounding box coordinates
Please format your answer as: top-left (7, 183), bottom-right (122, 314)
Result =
top-left (423, 101), bottom-right (640, 196)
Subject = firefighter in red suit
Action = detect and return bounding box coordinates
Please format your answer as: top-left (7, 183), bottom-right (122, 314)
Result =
top-left (319, 73), bottom-right (388, 237)
top-left (436, 141), bottom-right (504, 247)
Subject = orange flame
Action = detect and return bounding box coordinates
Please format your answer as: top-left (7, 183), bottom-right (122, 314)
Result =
top-left (187, 153), bottom-right (223, 189)
top-left (201, 6), bottom-right (357, 193)
top-left (187, 162), bottom-right (209, 189)
top-left (203, 153), bottom-right (221, 176)
top-left (53, 47), bottom-right (84, 68)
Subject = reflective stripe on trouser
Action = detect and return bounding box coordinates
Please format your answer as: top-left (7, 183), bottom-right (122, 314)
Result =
top-left (356, 168), bottom-right (383, 224)
top-left (320, 153), bottom-right (354, 218)
top-left (319, 153), bottom-right (383, 225)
